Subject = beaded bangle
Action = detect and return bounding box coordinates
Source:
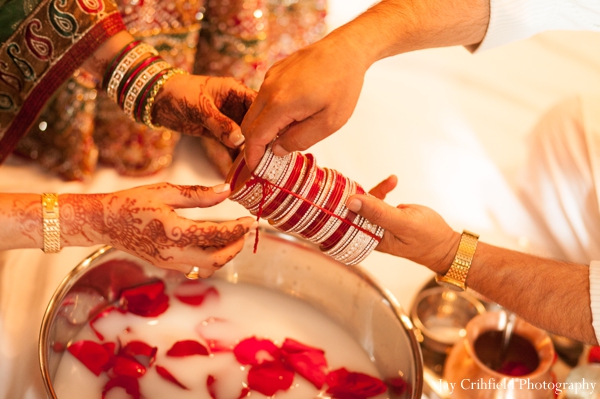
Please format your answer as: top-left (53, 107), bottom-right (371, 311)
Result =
top-left (117, 55), bottom-right (161, 108)
top-left (105, 42), bottom-right (158, 102)
top-left (102, 40), bottom-right (139, 90)
top-left (141, 68), bottom-right (187, 129)
top-left (122, 60), bottom-right (171, 120)
top-left (135, 68), bottom-right (170, 123)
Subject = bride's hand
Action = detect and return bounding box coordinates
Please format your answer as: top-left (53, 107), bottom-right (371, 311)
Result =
top-left (60, 183), bottom-right (254, 278)
top-left (151, 74), bottom-right (255, 149)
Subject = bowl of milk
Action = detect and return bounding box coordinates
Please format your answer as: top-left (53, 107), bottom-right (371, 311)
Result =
top-left (39, 227), bottom-right (423, 398)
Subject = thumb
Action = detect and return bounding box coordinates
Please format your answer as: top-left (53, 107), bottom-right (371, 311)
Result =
top-left (346, 194), bottom-right (406, 233)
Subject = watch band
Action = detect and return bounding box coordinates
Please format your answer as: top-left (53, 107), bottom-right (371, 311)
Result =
top-left (435, 230), bottom-right (479, 291)
top-left (42, 193), bottom-right (61, 253)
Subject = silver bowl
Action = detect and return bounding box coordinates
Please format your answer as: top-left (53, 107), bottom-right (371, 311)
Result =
top-left (39, 227), bottom-right (423, 398)
top-left (411, 287), bottom-right (486, 354)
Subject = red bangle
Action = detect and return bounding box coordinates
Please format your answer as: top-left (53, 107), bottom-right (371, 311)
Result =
top-left (102, 39), bottom-right (141, 90)
top-left (117, 55), bottom-right (161, 107)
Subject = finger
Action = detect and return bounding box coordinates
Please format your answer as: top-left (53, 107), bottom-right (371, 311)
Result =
top-left (196, 135), bottom-right (235, 178)
top-left (345, 194), bottom-right (407, 234)
top-left (201, 97), bottom-right (245, 149)
top-left (270, 110), bottom-right (338, 156)
top-left (179, 235), bottom-right (246, 277)
top-left (157, 217), bottom-right (252, 255)
top-left (147, 182), bottom-right (234, 208)
top-left (240, 92), bottom-right (266, 135)
top-left (368, 175), bottom-right (398, 200)
top-left (242, 102), bottom-right (298, 171)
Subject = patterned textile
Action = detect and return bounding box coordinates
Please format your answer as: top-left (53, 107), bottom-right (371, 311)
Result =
top-left (0, 0), bottom-right (126, 164)
top-left (12, 0), bottom-right (327, 180)
top-left (195, 0), bottom-right (327, 90)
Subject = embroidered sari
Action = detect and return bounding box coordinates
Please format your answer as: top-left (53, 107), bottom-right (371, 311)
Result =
top-left (2, 0), bottom-right (327, 180)
top-left (0, 0), bottom-right (126, 163)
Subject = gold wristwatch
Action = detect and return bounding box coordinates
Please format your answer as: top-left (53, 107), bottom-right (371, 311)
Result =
top-left (435, 230), bottom-right (479, 291)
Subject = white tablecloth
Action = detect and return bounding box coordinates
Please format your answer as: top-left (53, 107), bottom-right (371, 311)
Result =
top-left (2, 1), bottom-right (600, 397)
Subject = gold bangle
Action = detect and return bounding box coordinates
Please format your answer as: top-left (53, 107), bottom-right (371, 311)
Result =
top-left (142, 68), bottom-right (186, 129)
top-left (42, 193), bottom-right (61, 253)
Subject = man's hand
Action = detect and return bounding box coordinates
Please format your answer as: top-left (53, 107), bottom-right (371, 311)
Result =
top-left (347, 176), bottom-right (460, 274)
top-left (241, 33), bottom-right (370, 171)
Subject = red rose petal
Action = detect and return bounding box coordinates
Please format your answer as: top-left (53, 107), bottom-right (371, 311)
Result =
top-left (119, 280), bottom-right (169, 317)
top-left (386, 376), bottom-right (409, 395)
top-left (102, 375), bottom-right (141, 399)
top-left (247, 361), bottom-right (295, 396)
top-left (90, 306), bottom-right (126, 340)
top-left (233, 337), bottom-right (280, 365)
top-left (121, 340), bottom-right (158, 366)
top-left (112, 356), bottom-right (146, 378)
top-left (77, 259), bottom-right (149, 302)
top-left (102, 342), bottom-right (117, 372)
top-left (281, 338), bottom-right (328, 389)
top-left (174, 280), bottom-right (219, 306)
top-left (207, 375), bottom-right (217, 399)
top-left (155, 365), bottom-right (189, 390)
top-left (326, 368), bottom-right (387, 399)
top-left (52, 342), bottom-right (65, 353)
top-left (589, 346), bottom-right (600, 363)
top-left (67, 340), bottom-right (112, 376)
top-left (166, 340), bottom-right (210, 357)
top-left (237, 387), bottom-right (251, 398)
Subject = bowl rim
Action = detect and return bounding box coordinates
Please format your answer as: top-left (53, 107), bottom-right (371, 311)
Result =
top-left (39, 227), bottom-right (424, 398)
top-left (411, 286), bottom-right (487, 345)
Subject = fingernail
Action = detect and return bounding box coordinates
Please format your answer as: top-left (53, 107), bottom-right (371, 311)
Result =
top-left (251, 220), bottom-right (259, 229)
top-left (230, 128), bottom-right (245, 147)
top-left (272, 143), bottom-right (289, 157)
top-left (346, 197), bottom-right (362, 212)
top-left (213, 183), bottom-right (230, 193)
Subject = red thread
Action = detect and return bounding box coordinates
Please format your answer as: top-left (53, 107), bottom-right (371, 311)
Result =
top-left (245, 173), bottom-right (380, 254)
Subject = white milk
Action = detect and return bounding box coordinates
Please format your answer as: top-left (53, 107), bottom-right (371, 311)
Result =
top-left (52, 279), bottom-right (392, 398)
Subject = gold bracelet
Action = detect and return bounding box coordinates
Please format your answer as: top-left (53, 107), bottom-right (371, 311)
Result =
top-left (142, 68), bottom-right (186, 129)
top-left (435, 230), bottom-right (479, 291)
top-left (42, 193), bottom-right (61, 253)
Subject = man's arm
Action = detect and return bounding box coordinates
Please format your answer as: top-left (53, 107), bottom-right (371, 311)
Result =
top-left (241, 0), bottom-right (490, 170)
top-left (345, 184), bottom-right (597, 344)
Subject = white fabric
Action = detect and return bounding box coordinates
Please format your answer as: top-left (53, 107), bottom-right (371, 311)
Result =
top-left (517, 95), bottom-right (600, 342)
top-left (478, 0), bottom-right (600, 51)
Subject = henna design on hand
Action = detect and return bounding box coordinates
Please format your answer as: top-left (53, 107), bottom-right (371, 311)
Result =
top-left (60, 192), bottom-right (248, 264)
top-left (147, 183), bottom-right (210, 198)
top-left (12, 199), bottom-right (41, 243)
top-left (152, 93), bottom-right (209, 137)
top-left (214, 86), bottom-right (255, 126)
top-left (151, 77), bottom-right (254, 142)
top-left (61, 194), bottom-right (107, 245)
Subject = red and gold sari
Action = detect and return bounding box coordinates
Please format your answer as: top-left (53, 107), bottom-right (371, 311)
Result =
top-left (0, 0), bottom-right (125, 163)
